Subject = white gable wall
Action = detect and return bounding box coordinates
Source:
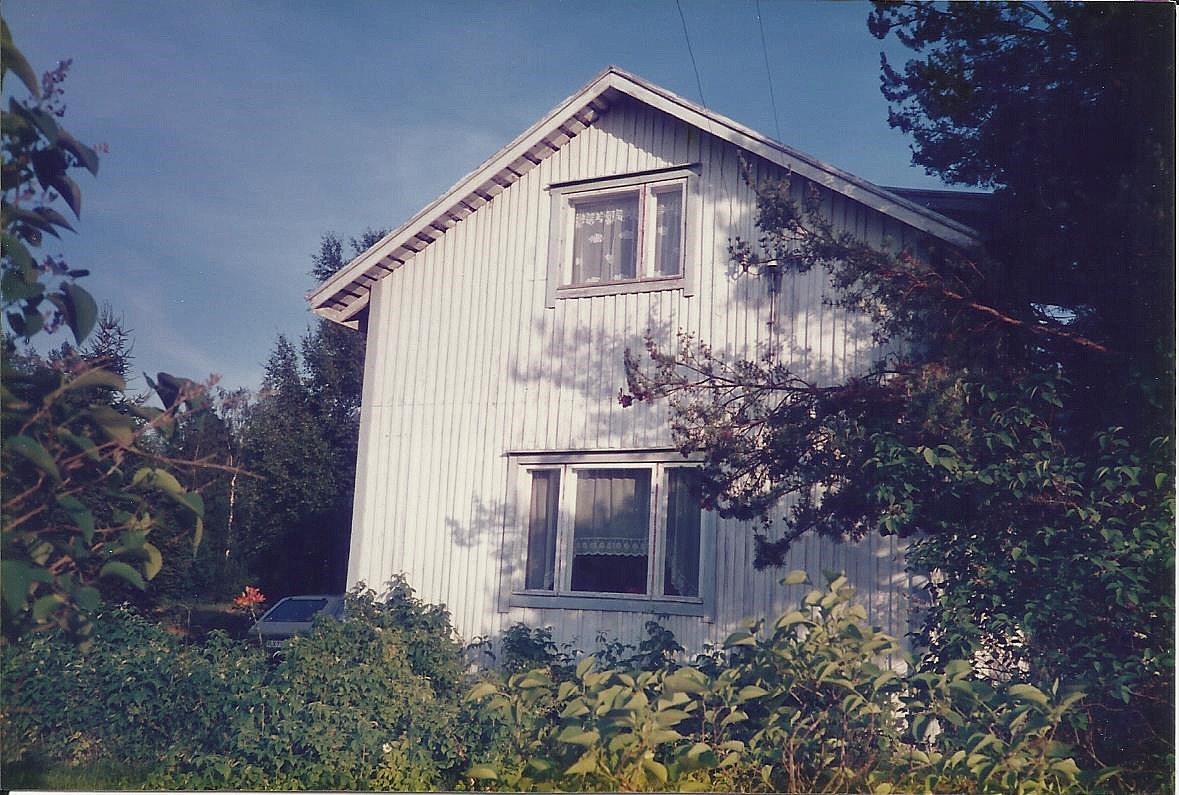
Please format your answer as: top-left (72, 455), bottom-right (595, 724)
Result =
top-left (349, 96), bottom-right (918, 653)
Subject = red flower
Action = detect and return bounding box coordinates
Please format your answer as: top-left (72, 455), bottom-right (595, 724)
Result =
top-left (233, 586), bottom-right (266, 610)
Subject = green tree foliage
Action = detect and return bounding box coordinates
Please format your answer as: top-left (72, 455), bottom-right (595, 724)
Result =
top-left (235, 335), bottom-right (337, 594)
top-left (869, 2), bottom-right (1174, 414)
top-left (0, 20), bottom-right (210, 643)
top-left (231, 230), bottom-right (384, 596)
top-left (621, 3), bottom-right (1173, 784)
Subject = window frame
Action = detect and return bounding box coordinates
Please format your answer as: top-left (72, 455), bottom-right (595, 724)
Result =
top-left (501, 450), bottom-right (715, 619)
top-left (545, 165), bottom-right (699, 307)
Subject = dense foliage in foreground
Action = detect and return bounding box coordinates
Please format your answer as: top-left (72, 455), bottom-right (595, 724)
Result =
top-left (4, 575), bottom-right (1143, 793)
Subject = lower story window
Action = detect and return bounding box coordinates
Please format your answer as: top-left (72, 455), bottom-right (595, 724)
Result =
top-left (515, 456), bottom-right (705, 605)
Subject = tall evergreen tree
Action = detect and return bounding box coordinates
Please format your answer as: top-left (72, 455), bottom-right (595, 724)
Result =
top-left (623, 4), bottom-right (1174, 784)
top-left (233, 228), bottom-right (387, 597)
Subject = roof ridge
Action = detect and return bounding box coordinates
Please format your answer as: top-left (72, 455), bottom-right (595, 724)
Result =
top-left (309, 68), bottom-right (980, 326)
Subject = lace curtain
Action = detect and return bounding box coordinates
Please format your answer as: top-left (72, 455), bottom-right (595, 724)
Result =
top-left (572, 195), bottom-right (639, 282)
top-left (572, 469), bottom-right (650, 557)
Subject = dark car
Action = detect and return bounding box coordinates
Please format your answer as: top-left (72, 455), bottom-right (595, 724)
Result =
top-left (249, 595), bottom-right (345, 649)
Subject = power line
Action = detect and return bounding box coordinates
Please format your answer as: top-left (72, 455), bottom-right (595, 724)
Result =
top-left (675, 0), bottom-right (707, 111)
top-left (755, 0), bottom-right (783, 141)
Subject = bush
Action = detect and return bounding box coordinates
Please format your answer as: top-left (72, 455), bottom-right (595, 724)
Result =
top-left (150, 577), bottom-right (502, 789)
top-left (1, 604), bottom-right (207, 766)
top-left (3, 573), bottom-right (1111, 792)
top-left (2, 577), bottom-right (510, 790)
top-left (464, 571), bottom-right (1102, 793)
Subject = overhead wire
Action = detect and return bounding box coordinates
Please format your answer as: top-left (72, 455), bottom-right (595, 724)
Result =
top-left (674, 0), bottom-right (708, 112)
top-left (755, 0), bottom-right (783, 141)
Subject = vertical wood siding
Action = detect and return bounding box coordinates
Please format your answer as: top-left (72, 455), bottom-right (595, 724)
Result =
top-left (349, 96), bottom-right (919, 653)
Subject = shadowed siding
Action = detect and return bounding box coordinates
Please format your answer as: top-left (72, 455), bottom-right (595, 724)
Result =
top-left (349, 96), bottom-right (918, 653)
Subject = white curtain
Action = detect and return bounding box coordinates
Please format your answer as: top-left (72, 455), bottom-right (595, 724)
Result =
top-left (572, 469), bottom-right (650, 557)
top-left (572, 195), bottom-right (639, 283)
top-left (525, 470), bottom-right (559, 590)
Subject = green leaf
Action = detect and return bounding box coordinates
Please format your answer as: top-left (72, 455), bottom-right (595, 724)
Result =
top-left (776, 609), bottom-right (809, 629)
top-left (649, 728), bottom-right (684, 744)
top-left (47, 171), bottom-right (82, 219)
top-left (1, 559), bottom-right (36, 614)
top-left (4, 434), bottom-right (60, 481)
top-left (32, 593), bottom-right (66, 622)
top-left (780, 569), bottom-right (809, 585)
top-left (723, 629), bottom-right (757, 647)
top-left (1, 20), bottom-right (41, 98)
top-left (564, 750), bottom-right (598, 776)
top-left (641, 757), bottom-right (668, 784)
top-left (73, 585), bottom-right (101, 612)
top-left (179, 491), bottom-right (205, 518)
top-left (132, 467), bottom-right (185, 496)
top-left (655, 708), bottom-right (693, 726)
top-left (663, 668), bottom-right (709, 694)
top-left (56, 130), bottom-right (100, 175)
top-left (943, 659), bottom-right (972, 679)
top-left (56, 495), bottom-right (95, 544)
top-left (1008, 683), bottom-right (1049, 708)
top-left (922, 446), bottom-right (938, 466)
top-left (560, 698), bottom-right (590, 718)
top-left (33, 205), bottom-right (75, 234)
top-left (99, 560), bottom-right (146, 591)
top-left (63, 367), bottom-right (126, 393)
top-left (56, 429), bottom-right (100, 461)
top-left (142, 542), bottom-right (163, 580)
top-left (466, 681), bottom-right (498, 701)
top-left (1, 268), bottom-right (44, 301)
top-left (465, 765), bottom-right (498, 780)
top-left (1, 233), bottom-right (34, 275)
top-left (86, 405), bottom-right (135, 445)
top-left (556, 726), bottom-right (599, 746)
top-left (720, 709), bottom-right (749, 727)
top-left (191, 516), bottom-right (204, 554)
top-left (62, 281), bottom-right (97, 343)
top-left (1050, 758), bottom-right (1081, 777)
top-left (736, 685), bottom-right (769, 702)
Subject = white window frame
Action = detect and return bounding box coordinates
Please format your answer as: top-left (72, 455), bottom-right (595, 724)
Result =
top-left (500, 450), bottom-right (715, 619)
top-left (545, 165), bottom-right (700, 307)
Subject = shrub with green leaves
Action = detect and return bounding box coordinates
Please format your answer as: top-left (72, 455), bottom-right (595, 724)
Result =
top-left (2, 578), bottom-right (510, 790)
top-left (150, 578), bottom-right (501, 789)
top-left (1, 604), bottom-right (209, 766)
top-left (465, 571), bottom-right (1097, 793)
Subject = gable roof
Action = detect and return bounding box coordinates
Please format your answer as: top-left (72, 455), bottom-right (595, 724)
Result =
top-left (309, 66), bottom-right (980, 328)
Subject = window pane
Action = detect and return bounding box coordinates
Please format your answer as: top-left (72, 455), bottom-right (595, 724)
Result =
top-left (525, 470), bottom-right (559, 590)
top-left (654, 188), bottom-right (683, 276)
top-left (571, 469), bottom-right (650, 593)
top-left (572, 194), bottom-right (639, 283)
top-left (664, 468), bottom-right (701, 597)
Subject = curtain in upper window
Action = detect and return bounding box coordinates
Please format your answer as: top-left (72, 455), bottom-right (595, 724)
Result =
top-left (572, 194), bottom-right (639, 283)
top-left (654, 188), bottom-right (683, 277)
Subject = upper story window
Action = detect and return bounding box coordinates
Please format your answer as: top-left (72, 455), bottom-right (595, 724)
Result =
top-left (546, 165), bottom-right (698, 305)
top-left (502, 450), bottom-right (714, 617)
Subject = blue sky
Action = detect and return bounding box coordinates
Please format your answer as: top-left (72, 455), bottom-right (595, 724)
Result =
top-left (6, 0), bottom-right (949, 393)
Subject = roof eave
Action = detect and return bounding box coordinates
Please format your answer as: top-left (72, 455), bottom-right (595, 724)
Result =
top-left (310, 66), bottom-right (980, 324)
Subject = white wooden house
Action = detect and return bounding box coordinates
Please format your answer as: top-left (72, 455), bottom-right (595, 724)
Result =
top-left (308, 67), bottom-right (979, 654)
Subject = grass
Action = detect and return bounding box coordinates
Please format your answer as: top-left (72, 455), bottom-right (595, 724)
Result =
top-left (4, 754), bottom-right (159, 790)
